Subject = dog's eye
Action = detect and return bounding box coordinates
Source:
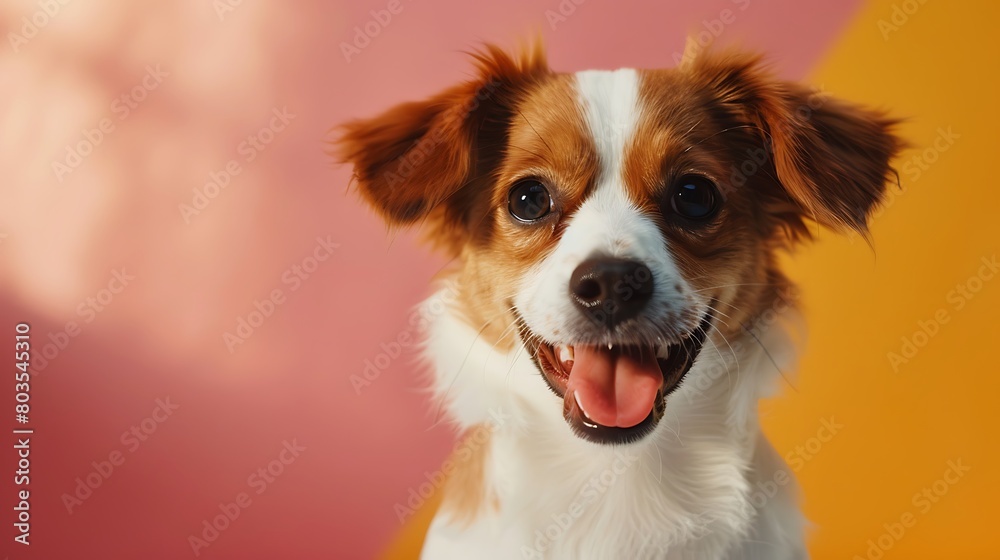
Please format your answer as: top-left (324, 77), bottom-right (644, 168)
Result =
top-left (508, 179), bottom-right (552, 222)
top-left (667, 175), bottom-right (721, 221)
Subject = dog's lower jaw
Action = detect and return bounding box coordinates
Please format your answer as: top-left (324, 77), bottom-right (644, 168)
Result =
top-left (419, 288), bottom-right (808, 560)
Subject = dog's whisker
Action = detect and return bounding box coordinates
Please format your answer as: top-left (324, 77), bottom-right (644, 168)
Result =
top-left (430, 326), bottom-right (494, 427)
top-left (504, 343), bottom-right (528, 390)
top-left (430, 305), bottom-right (514, 427)
top-left (491, 308), bottom-right (523, 348)
top-left (492, 320), bottom-right (524, 385)
top-left (659, 407), bottom-right (684, 446)
top-left (688, 282), bottom-right (776, 293)
top-left (740, 322), bottom-right (798, 393)
top-left (703, 303), bottom-right (735, 324)
top-left (704, 321), bottom-right (740, 394)
top-left (681, 124), bottom-right (768, 154)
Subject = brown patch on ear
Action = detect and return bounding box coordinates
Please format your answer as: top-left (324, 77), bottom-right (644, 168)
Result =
top-left (758, 84), bottom-right (904, 237)
top-left (332, 43), bottom-right (550, 252)
top-left (686, 50), bottom-right (904, 238)
top-left (438, 424), bottom-right (496, 527)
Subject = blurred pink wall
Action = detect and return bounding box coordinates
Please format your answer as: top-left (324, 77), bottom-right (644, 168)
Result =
top-left (0, 0), bottom-right (861, 557)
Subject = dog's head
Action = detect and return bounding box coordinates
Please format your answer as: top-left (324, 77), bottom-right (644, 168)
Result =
top-left (336, 44), bottom-right (900, 444)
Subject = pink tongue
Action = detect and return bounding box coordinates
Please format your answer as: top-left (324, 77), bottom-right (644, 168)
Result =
top-left (565, 345), bottom-right (663, 428)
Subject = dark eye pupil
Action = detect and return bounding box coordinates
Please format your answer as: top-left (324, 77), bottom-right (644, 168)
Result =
top-left (508, 180), bottom-right (551, 222)
top-left (670, 176), bottom-right (719, 220)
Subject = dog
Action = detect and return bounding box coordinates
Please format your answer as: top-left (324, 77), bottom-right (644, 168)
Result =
top-left (335, 42), bottom-right (900, 559)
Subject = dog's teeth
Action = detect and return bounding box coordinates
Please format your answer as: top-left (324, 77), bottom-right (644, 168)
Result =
top-left (558, 345), bottom-right (574, 363)
top-left (608, 343), bottom-right (613, 351)
top-left (556, 345), bottom-right (574, 373)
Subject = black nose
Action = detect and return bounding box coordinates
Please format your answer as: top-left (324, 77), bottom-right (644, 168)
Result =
top-left (569, 257), bottom-right (654, 329)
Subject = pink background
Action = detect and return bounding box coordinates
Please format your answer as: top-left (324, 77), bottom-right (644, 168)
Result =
top-left (0, 0), bottom-right (861, 558)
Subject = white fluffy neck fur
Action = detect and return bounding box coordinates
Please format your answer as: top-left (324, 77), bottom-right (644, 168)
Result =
top-left (418, 285), bottom-right (808, 560)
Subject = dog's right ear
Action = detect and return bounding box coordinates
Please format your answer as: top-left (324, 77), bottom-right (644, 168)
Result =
top-left (333, 44), bottom-right (549, 234)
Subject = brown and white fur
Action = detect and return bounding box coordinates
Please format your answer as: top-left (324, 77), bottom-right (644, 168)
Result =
top-left (335, 43), bottom-right (900, 560)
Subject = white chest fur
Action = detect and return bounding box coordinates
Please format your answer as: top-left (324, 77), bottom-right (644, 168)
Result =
top-left (417, 288), bottom-right (808, 560)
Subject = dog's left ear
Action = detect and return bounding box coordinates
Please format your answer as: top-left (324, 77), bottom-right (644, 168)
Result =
top-left (689, 51), bottom-right (904, 236)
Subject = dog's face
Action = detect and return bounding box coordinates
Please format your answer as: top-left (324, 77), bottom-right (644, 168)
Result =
top-left (337, 45), bottom-right (899, 444)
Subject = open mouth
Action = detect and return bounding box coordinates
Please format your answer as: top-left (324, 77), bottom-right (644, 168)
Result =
top-left (517, 310), bottom-right (714, 445)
